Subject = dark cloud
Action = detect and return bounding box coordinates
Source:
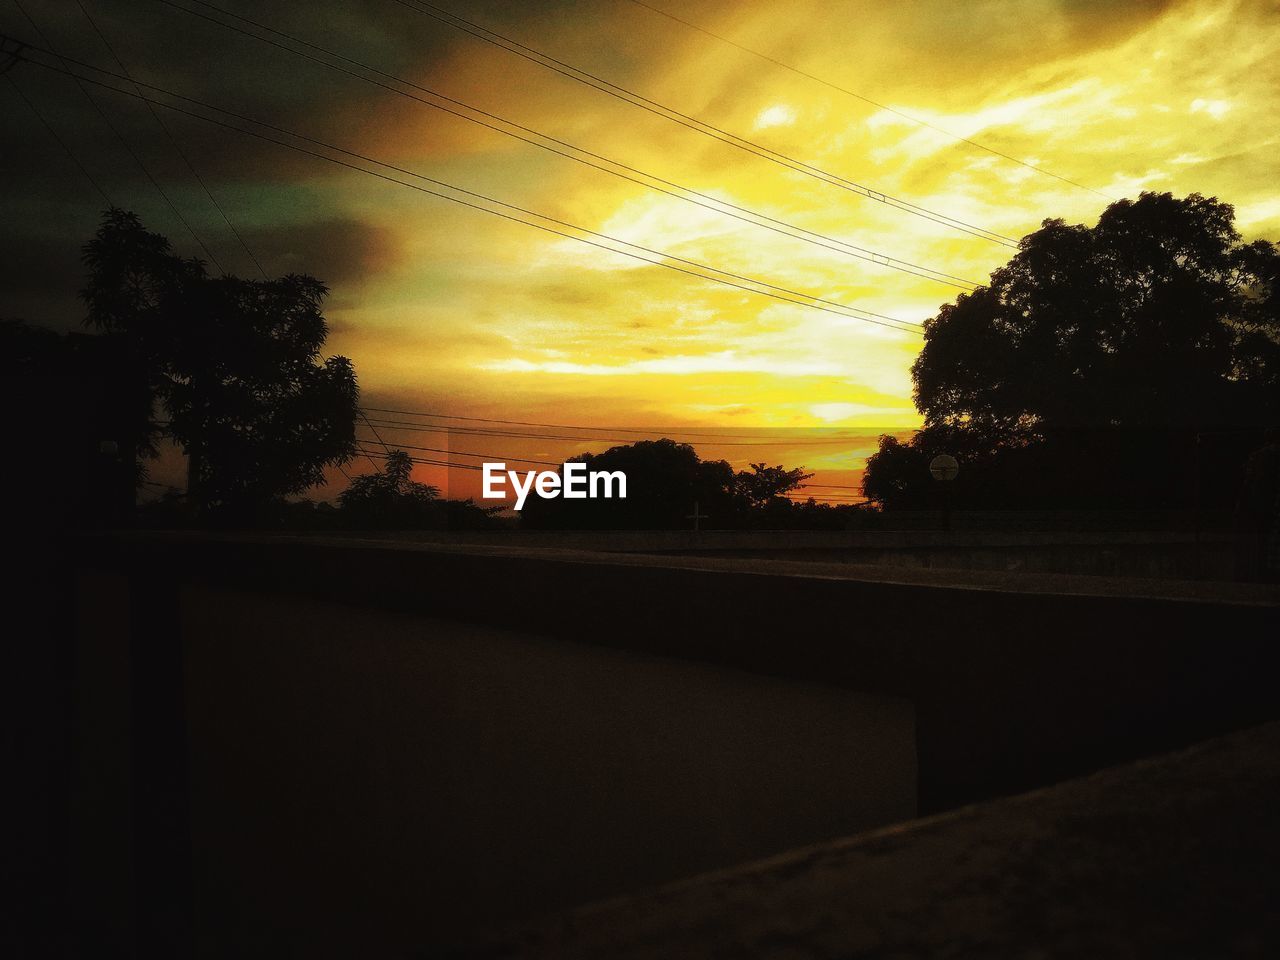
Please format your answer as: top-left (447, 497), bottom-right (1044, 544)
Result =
top-left (246, 216), bottom-right (403, 288)
top-left (0, 0), bottom-right (652, 297)
top-left (0, 0), bottom-right (467, 182)
top-left (0, 205), bottom-right (402, 331)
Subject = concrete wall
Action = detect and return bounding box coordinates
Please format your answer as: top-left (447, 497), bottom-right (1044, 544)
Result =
top-left (678, 538), bottom-right (1234, 580)
top-left (61, 533), bottom-right (1280, 956)
top-left (69, 572), bottom-right (914, 956)
top-left (472, 722), bottom-right (1280, 959)
top-left (339, 528), bottom-right (1237, 581)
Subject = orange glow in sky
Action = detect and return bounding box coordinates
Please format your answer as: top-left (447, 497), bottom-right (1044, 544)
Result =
top-left (313, 0), bottom-right (1280, 498)
top-left (7, 0), bottom-right (1278, 501)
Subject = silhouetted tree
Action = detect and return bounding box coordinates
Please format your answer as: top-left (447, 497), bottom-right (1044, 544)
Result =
top-left (520, 439), bottom-right (825, 529)
top-left (338, 449), bottom-right (440, 525)
top-left (336, 449), bottom-right (507, 529)
top-left (80, 209), bottom-right (358, 517)
top-left (733, 462), bottom-right (812, 509)
top-left (520, 438), bottom-right (733, 529)
top-left (864, 192), bottom-right (1280, 510)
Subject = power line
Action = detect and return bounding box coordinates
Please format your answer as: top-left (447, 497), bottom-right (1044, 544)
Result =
top-left (3, 70), bottom-right (112, 204)
top-left (353, 428), bottom-right (875, 471)
top-left (356, 447), bottom-right (384, 472)
top-left (359, 410), bottom-right (393, 456)
top-left (10, 0), bottom-right (223, 270)
top-left (790, 492), bottom-right (865, 499)
top-left (352, 448), bottom-right (873, 504)
top-left (355, 449), bottom-right (871, 487)
top-left (353, 447), bottom-right (485, 471)
top-left (388, 0), bottom-right (1018, 247)
top-left (354, 412), bottom-right (388, 471)
top-left (358, 415), bottom-right (876, 446)
top-left (161, 407), bottom-right (908, 449)
top-left (625, 0), bottom-right (1114, 202)
top-left (154, 419), bottom-right (874, 464)
top-left (354, 448), bottom-right (874, 504)
top-left (359, 405), bottom-right (879, 441)
top-left (788, 498), bottom-right (868, 505)
top-left (788, 492), bottom-right (867, 498)
top-left (352, 436), bottom-right (562, 466)
top-left (790, 485), bottom-right (867, 495)
top-left (158, 0), bottom-right (980, 291)
top-left (74, 0), bottom-right (266, 277)
top-left (11, 45), bottom-right (924, 334)
top-left (14, 44), bottom-right (919, 332)
top-left (354, 433), bottom-right (872, 468)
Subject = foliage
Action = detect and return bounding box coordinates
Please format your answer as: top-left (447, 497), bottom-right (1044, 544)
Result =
top-left (336, 449), bottom-right (507, 530)
top-left (863, 192), bottom-right (1280, 510)
top-left (520, 438), bottom-right (823, 529)
top-left (80, 209), bottom-right (358, 516)
top-left (520, 439), bottom-right (729, 529)
top-left (733, 461), bottom-right (812, 509)
top-left (338, 449), bottom-right (440, 525)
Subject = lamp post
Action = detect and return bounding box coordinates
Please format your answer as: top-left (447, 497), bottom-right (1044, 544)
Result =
top-left (929, 454), bottom-right (959, 532)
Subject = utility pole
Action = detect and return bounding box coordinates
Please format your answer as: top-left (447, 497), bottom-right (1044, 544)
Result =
top-left (686, 501), bottom-right (708, 532)
top-left (929, 454), bottom-right (960, 532)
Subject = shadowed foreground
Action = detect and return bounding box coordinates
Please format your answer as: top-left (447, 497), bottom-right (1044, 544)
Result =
top-left (468, 721), bottom-right (1280, 959)
top-left (46, 534), bottom-right (1280, 955)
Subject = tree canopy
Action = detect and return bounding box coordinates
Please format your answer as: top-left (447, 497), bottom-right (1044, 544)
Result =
top-left (81, 209), bottom-right (359, 516)
top-left (338, 449), bottom-right (440, 524)
top-left (519, 438), bottom-right (822, 529)
top-left (863, 192), bottom-right (1280, 510)
top-left (331, 449), bottom-right (506, 530)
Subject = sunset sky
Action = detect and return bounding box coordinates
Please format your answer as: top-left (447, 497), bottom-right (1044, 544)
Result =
top-left (3, 0), bottom-right (1279, 500)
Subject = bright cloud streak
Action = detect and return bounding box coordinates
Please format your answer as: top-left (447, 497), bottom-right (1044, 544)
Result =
top-left (754, 104), bottom-right (797, 129)
top-left (8, 0), bottom-right (1278, 460)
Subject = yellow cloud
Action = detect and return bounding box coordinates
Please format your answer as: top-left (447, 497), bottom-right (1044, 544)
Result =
top-left (298, 0), bottom-right (1280, 447)
top-left (1190, 97), bottom-right (1232, 119)
top-left (754, 104), bottom-right (797, 129)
